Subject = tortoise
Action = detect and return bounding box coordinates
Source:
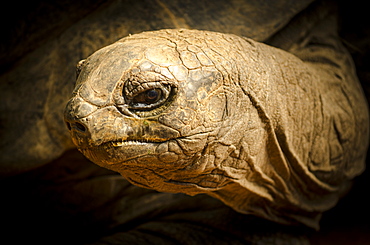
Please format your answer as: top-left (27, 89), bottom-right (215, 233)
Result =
top-left (1, 0), bottom-right (369, 244)
top-left (64, 27), bottom-right (369, 229)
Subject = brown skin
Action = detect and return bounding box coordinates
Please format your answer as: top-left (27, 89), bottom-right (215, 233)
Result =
top-left (65, 29), bottom-right (369, 229)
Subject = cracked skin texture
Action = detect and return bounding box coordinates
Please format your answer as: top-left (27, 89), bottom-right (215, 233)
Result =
top-left (64, 28), bottom-right (369, 229)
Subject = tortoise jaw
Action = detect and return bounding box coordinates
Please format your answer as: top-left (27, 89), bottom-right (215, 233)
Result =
top-left (109, 137), bottom-right (170, 147)
top-left (80, 140), bottom-right (163, 166)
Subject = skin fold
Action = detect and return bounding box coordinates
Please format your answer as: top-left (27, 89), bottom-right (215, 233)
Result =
top-left (64, 28), bottom-right (369, 229)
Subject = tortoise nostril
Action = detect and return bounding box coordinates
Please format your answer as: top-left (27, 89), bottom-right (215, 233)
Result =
top-left (75, 122), bottom-right (87, 132)
top-left (66, 122), bottom-right (72, 131)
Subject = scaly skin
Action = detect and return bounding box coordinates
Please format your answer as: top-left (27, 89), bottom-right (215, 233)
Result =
top-left (64, 29), bottom-right (369, 229)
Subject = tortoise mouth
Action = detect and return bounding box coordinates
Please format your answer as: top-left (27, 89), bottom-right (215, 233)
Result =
top-left (108, 137), bottom-right (169, 147)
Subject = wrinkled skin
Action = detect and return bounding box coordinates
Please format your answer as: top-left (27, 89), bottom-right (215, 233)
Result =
top-left (65, 28), bottom-right (369, 229)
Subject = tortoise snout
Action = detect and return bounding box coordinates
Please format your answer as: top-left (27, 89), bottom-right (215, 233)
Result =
top-left (64, 96), bottom-right (99, 145)
top-left (64, 97), bottom-right (99, 121)
top-left (64, 115), bottom-right (93, 148)
top-left (65, 120), bottom-right (88, 133)
top-left (64, 110), bottom-right (91, 145)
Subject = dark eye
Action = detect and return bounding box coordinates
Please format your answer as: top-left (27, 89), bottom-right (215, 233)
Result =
top-left (133, 89), bottom-right (162, 105)
top-left (121, 79), bottom-right (177, 116)
top-left (126, 85), bottom-right (171, 111)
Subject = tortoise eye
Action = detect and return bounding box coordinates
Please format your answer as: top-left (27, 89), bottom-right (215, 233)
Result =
top-left (132, 88), bottom-right (163, 105)
top-left (120, 77), bottom-right (178, 117)
top-left (123, 83), bottom-right (172, 112)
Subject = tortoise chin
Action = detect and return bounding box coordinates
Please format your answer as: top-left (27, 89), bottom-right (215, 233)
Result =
top-left (77, 133), bottom-right (230, 195)
top-left (80, 140), bottom-right (178, 167)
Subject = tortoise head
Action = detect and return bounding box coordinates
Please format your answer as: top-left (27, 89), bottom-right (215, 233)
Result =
top-left (64, 29), bottom-right (246, 195)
